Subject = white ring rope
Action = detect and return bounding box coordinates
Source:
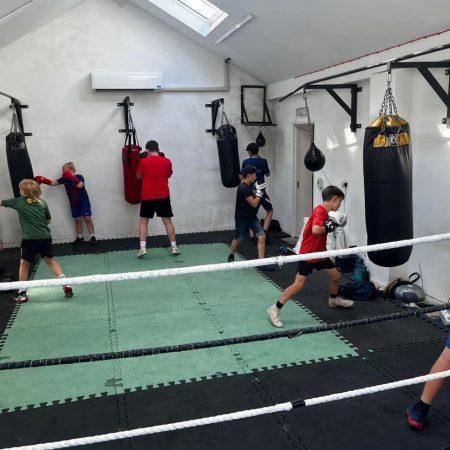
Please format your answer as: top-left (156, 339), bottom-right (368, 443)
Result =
top-left (1, 232), bottom-right (449, 291)
top-left (2, 369), bottom-right (449, 450)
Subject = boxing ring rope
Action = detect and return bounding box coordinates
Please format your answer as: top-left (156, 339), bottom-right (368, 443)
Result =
top-left (2, 369), bottom-right (450, 450)
top-left (0, 232), bottom-right (450, 291)
top-left (1, 301), bottom-right (448, 370)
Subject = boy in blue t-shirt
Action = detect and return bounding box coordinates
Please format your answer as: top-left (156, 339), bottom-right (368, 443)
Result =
top-left (34, 162), bottom-right (96, 250)
top-left (241, 143), bottom-right (273, 243)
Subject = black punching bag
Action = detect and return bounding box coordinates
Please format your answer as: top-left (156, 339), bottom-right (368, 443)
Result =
top-left (216, 112), bottom-right (240, 188)
top-left (6, 111), bottom-right (34, 197)
top-left (363, 115), bottom-right (413, 267)
top-left (256, 130), bottom-right (266, 147)
top-left (304, 142), bottom-right (325, 172)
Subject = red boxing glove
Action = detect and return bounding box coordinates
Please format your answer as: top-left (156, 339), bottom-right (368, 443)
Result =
top-left (62, 170), bottom-right (79, 184)
top-left (34, 176), bottom-right (52, 185)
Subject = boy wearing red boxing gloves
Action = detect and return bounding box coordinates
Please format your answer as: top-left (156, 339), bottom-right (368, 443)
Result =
top-left (35, 162), bottom-right (96, 250)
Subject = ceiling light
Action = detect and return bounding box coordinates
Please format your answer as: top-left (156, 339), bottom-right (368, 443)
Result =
top-left (214, 13), bottom-right (254, 45)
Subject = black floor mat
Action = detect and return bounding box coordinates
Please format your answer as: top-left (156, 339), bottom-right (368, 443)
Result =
top-left (0, 232), bottom-right (449, 450)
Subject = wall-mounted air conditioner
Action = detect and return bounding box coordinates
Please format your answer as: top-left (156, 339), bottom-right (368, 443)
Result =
top-left (91, 71), bottom-right (163, 90)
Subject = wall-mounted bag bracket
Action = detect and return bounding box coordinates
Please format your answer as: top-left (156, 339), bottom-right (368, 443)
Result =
top-left (205, 98), bottom-right (224, 135)
top-left (390, 61), bottom-right (450, 125)
top-left (304, 83), bottom-right (362, 132)
top-left (241, 85), bottom-right (276, 127)
top-left (117, 96), bottom-right (135, 135)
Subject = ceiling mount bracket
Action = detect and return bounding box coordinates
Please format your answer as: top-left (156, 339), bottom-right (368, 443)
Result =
top-left (205, 98), bottom-right (224, 135)
top-left (241, 85), bottom-right (276, 127)
top-left (304, 84), bottom-right (362, 132)
top-left (391, 61), bottom-right (450, 125)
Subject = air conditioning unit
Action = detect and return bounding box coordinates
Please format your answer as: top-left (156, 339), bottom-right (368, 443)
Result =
top-left (91, 71), bottom-right (163, 90)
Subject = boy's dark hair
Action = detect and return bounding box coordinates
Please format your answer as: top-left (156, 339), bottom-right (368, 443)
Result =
top-left (246, 143), bottom-right (259, 155)
top-left (145, 140), bottom-right (159, 151)
top-left (241, 164), bottom-right (257, 177)
top-left (322, 185), bottom-right (345, 201)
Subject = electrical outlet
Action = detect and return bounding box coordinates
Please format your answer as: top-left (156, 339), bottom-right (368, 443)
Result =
top-left (440, 309), bottom-right (450, 326)
top-left (317, 178), bottom-right (324, 190)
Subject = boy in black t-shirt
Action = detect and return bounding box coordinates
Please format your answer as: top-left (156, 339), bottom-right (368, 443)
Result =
top-left (227, 165), bottom-right (269, 265)
top-left (241, 143), bottom-right (273, 243)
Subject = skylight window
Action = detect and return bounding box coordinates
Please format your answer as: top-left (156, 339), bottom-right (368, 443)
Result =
top-left (148, 0), bottom-right (228, 37)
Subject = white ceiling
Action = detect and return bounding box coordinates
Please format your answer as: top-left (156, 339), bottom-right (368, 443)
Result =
top-left (2, 0), bottom-right (450, 84)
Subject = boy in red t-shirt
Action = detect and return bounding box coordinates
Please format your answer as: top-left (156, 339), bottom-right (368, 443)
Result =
top-left (267, 185), bottom-right (353, 328)
top-left (136, 140), bottom-right (180, 257)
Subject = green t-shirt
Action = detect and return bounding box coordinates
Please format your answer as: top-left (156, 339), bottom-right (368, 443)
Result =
top-left (2, 197), bottom-right (52, 240)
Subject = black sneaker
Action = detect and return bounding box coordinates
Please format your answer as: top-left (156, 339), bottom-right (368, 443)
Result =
top-left (406, 401), bottom-right (429, 430)
top-left (227, 254), bottom-right (235, 263)
top-left (72, 237), bottom-right (84, 250)
top-left (89, 236), bottom-right (97, 246)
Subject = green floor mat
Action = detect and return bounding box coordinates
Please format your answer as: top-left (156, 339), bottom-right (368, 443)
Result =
top-left (0, 244), bottom-right (357, 412)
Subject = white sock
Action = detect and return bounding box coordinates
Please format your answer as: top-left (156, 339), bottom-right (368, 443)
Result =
top-left (58, 274), bottom-right (65, 279)
top-left (170, 241), bottom-right (177, 248)
top-left (140, 241), bottom-right (146, 249)
top-left (90, 234), bottom-right (95, 239)
top-left (77, 234), bottom-right (83, 239)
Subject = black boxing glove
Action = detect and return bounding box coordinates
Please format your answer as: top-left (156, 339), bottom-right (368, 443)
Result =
top-left (324, 218), bottom-right (339, 233)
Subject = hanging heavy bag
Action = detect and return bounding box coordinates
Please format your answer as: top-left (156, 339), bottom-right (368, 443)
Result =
top-left (122, 131), bottom-right (142, 204)
top-left (6, 110), bottom-right (34, 197)
top-left (363, 81), bottom-right (413, 267)
top-left (302, 91), bottom-right (326, 172)
top-left (216, 109), bottom-right (240, 188)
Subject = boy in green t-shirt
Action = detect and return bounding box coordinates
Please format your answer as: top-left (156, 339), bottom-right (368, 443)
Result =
top-left (0, 179), bottom-right (73, 303)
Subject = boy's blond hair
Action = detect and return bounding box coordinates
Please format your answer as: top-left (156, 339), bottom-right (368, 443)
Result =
top-left (19, 179), bottom-right (42, 202)
top-left (62, 162), bottom-right (76, 172)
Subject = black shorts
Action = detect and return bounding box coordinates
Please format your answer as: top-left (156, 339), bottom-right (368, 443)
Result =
top-left (259, 191), bottom-right (273, 212)
top-left (297, 258), bottom-right (335, 276)
top-left (140, 198), bottom-right (173, 218)
top-left (21, 239), bottom-right (54, 263)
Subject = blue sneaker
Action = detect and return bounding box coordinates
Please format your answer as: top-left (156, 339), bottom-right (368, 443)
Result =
top-left (406, 401), bottom-right (428, 430)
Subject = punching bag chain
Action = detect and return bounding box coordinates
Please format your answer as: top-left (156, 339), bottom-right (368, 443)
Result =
top-left (221, 105), bottom-right (229, 126)
top-left (379, 71), bottom-right (402, 135)
top-left (10, 110), bottom-right (20, 134)
top-left (303, 90), bottom-right (314, 141)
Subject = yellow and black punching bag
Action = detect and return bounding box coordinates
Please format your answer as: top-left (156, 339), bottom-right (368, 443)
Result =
top-left (363, 114), bottom-right (413, 267)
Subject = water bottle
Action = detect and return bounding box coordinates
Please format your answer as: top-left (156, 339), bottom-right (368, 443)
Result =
top-left (353, 257), bottom-right (366, 282)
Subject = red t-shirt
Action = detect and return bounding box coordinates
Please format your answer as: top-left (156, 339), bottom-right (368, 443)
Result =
top-left (299, 205), bottom-right (328, 262)
top-left (137, 155), bottom-right (173, 200)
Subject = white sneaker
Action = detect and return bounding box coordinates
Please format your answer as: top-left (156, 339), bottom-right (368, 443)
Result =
top-left (328, 296), bottom-right (354, 308)
top-left (267, 305), bottom-right (284, 327)
top-left (137, 248), bottom-right (148, 258)
top-left (169, 246), bottom-right (180, 256)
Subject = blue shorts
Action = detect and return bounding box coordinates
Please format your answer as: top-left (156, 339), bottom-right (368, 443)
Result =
top-left (447, 330), bottom-right (450, 349)
top-left (71, 200), bottom-right (92, 219)
top-left (235, 217), bottom-right (264, 241)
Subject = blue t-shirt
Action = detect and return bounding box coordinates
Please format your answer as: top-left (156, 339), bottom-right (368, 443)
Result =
top-left (241, 157), bottom-right (270, 184)
top-left (57, 174), bottom-right (90, 209)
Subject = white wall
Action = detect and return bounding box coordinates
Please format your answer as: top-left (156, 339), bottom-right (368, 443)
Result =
top-left (269, 38), bottom-right (450, 302)
top-left (0, 0), bottom-right (269, 246)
